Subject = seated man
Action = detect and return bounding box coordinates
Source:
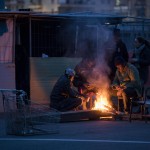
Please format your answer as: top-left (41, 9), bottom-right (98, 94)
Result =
top-left (50, 68), bottom-right (85, 111)
top-left (111, 56), bottom-right (141, 114)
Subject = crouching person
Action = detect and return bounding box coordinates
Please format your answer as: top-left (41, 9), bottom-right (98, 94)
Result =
top-left (111, 56), bottom-right (141, 114)
top-left (50, 68), bottom-right (85, 111)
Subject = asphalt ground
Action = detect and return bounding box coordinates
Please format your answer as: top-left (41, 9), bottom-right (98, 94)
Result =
top-left (0, 115), bottom-right (150, 150)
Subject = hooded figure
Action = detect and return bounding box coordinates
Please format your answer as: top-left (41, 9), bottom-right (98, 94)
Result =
top-left (50, 68), bottom-right (84, 111)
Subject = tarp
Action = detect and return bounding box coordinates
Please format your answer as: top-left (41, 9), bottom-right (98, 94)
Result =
top-left (0, 19), bottom-right (13, 63)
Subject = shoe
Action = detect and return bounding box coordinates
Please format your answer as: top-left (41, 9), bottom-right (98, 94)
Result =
top-left (116, 111), bottom-right (125, 115)
top-left (124, 111), bottom-right (129, 115)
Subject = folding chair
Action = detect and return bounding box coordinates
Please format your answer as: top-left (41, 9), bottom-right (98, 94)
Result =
top-left (117, 91), bottom-right (144, 121)
top-left (129, 96), bottom-right (144, 122)
top-left (129, 86), bottom-right (150, 122)
top-left (142, 87), bottom-right (150, 123)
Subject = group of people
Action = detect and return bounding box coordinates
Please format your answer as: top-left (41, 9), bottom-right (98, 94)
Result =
top-left (111, 36), bottom-right (150, 114)
top-left (50, 58), bottom-right (97, 111)
top-left (50, 30), bottom-right (150, 114)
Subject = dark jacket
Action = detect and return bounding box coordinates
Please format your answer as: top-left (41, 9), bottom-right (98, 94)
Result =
top-left (73, 63), bottom-right (90, 87)
top-left (109, 39), bottom-right (129, 81)
top-left (50, 75), bottom-right (81, 107)
top-left (132, 45), bottom-right (150, 84)
top-left (73, 58), bottom-right (96, 87)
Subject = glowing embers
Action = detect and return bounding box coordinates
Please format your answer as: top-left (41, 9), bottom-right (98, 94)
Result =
top-left (92, 90), bottom-right (113, 112)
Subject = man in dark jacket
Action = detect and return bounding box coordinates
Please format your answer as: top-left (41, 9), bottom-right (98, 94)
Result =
top-left (50, 68), bottom-right (84, 111)
top-left (108, 29), bottom-right (129, 82)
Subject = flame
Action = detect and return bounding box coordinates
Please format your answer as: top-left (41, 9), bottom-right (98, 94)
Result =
top-left (92, 90), bottom-right (112, 112)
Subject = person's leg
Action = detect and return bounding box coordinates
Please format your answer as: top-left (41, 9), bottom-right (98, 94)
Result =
top-left (109, 88), bottom-right (118, 110)
top-left (59, 98), bottom-right (82, 111)
top-left (78, 86), bottom-right (89, 110)
top-left (121, 88), bottom-right (137, 113)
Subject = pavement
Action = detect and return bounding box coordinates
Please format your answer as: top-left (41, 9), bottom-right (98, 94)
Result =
top-left (0, 113), bottom-right (150, 150)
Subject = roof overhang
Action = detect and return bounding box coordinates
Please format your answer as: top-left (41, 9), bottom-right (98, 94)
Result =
top-left (0, 11), bottom-right (127, 25)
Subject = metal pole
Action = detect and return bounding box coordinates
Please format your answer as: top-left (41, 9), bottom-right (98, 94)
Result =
top-left (12, 16), bottom-right (16, 63)
top-left (75, 25), bottom-right (79, 55)
top-left (29, 16), bottom-right (32, 57)
top-left (142, 19), bottom-right (145, 36)
top-left (0, 0), bottom-right (4, 10)
top-left (96, 25), bottom-right (98, 54)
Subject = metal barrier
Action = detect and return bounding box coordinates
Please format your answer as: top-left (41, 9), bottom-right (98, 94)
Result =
top-left (0, 89), bottom-right (60, 136)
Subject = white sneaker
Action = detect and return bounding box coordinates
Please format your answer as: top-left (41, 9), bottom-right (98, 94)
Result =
top-left (116, 111), bottom-right (125, 115)
top-left (124, 111), bottom-right (129, 115)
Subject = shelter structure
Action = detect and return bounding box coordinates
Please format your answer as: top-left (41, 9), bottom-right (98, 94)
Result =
top-left (0, 11), bottom-right (150, 112)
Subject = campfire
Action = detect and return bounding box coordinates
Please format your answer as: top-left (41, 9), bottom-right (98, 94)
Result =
top-left (92, 89), bottom-right (116, 114)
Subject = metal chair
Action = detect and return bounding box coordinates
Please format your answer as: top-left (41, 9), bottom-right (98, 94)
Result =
top-left (129, 96), bottom-right (144, 122)
top-left (129, 86), bottom-right (150, 122)
top-left (117, 88), bottom-right (144, 121)
top-left (141, 87), bottom-right (150, 123)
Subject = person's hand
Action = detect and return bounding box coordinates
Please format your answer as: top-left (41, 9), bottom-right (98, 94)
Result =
top-left (117, 90), bottom-right (123, 97)
top-left (120, 85), bottom-right (126, 90)
top-left (115, 86), bottom-right (122, 90)
top-left (112, 85), bottom-right (121, 90)
top-left (78, 95), bottom-right (85, 100)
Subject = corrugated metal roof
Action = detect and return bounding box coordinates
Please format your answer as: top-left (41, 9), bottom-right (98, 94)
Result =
top-left (0, 11), bottom-right (127, 25)
top-left (0, 10), bottom-right (126, 18)
top-left (1, 11), bottom-right (150, 24)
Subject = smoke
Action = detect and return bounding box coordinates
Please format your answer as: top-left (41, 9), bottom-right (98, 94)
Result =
top-left (62, 19), bottom-right (116, 91)
top-left (85, 24), bottom-right (116, 91)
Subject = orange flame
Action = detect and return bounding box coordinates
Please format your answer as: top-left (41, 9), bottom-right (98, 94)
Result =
top-left (92, 90), bottom-right (112, 112)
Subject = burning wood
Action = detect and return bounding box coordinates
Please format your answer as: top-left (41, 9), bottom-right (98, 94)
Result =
top-left (92, 90), bottom-right (117, 114)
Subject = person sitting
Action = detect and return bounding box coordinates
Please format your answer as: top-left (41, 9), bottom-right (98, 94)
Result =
top-left (50, 68), bottom-right (85, 111)
top-left (111, 56), bottom-right (141, 114)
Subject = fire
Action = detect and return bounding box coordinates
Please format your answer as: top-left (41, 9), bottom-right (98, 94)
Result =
top-left (92, 90), bottom-right (112, 112)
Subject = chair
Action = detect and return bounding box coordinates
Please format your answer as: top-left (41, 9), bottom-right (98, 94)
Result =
top-left (141, 87), bottom-right (150, 123)
top-left (129, 96), bottom-right (144, 122)
top-left (0, 89), bottom-right (60, 136)
top-left (117, 87), bottom-right (144, 121)
top-left (129, 86), bottom-right (150, 122)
